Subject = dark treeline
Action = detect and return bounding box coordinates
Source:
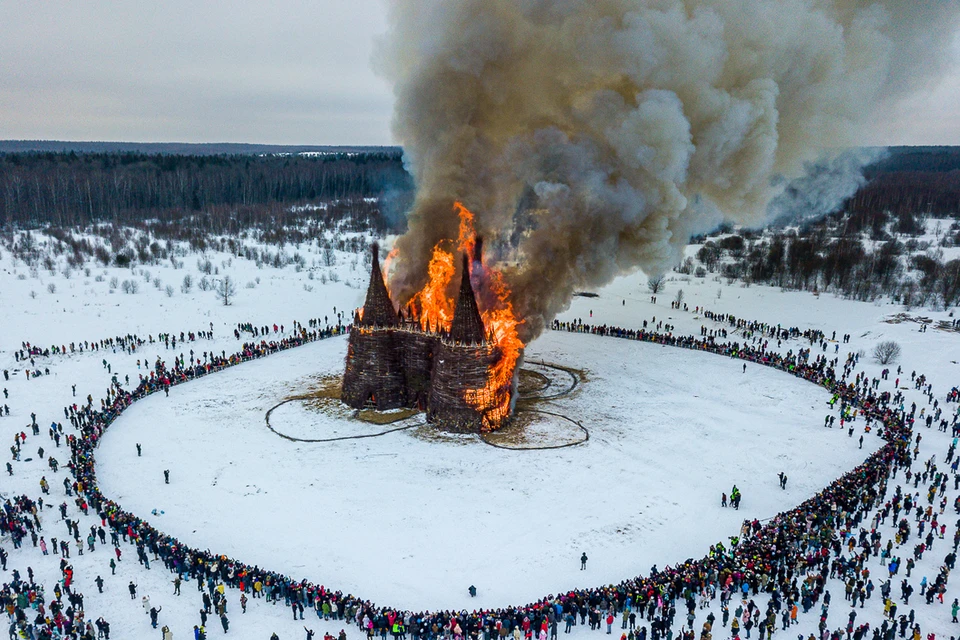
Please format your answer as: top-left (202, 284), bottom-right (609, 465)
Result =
top-left (0, 151), bottom-right (413, 229)
top-left (848, 146), bottom-right (960, 223)
top-left (847, 172), bottom-right (960, 225)
top-left (869, 146), bottom-right (960, 173)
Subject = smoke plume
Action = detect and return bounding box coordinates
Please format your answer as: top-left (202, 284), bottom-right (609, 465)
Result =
top-left (766, 147), bottom-right (888, 227)
top-left (376, 0), bottom-right (960, 341)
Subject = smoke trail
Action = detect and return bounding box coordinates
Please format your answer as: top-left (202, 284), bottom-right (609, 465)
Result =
top-left (375, 0), bottom-right (960, 340)
top-left (766, 147), bottom-right (888, 227)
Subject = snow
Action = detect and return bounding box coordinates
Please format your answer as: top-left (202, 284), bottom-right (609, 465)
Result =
top-left (94, 331), bottom-right (879, 612)
top-left (2, 232), bottom-right (960, 639)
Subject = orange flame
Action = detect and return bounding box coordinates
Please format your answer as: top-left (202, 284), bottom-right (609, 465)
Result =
top-left (401, 202), bottom-right (478, 332)
top-left (468, 266), bottom-right (523, 431)
top-left (389, 202), bottom-right (524, 431)
top-left (455, 201), bottom-right (476, 261)
top-left (411, 246), bottom-right (456, 332)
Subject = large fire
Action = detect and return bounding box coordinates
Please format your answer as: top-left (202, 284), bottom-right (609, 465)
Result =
top-left (464, 265), bottom-right (523, 430)
top-left (387, 202), bottom-right (524, 430)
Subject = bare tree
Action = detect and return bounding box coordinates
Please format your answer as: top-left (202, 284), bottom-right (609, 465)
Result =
top-left (181, 274), bottom-right (193, 293)
top-left (647, 275), bottom-right (665, 294)
top-left (215, 275), bottom-right (237, 306)
top-left (323, 245), bottom-right (336, 267)
top-left (674, 289), bottom-right (684, 305)
top-left (873, 340), bottom-right (902, 365)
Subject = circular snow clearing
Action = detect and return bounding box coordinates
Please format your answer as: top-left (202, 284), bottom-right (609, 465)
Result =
top-left (97, 332), bottom-right (879, 611)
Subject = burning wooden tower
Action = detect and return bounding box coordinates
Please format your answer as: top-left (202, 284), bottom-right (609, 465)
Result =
top-left (427, 254), bottom-right (503, 430)
top-left (341, 244), bottom-right (514, 433)
top-left (340, 243), bottom-right (405, 411)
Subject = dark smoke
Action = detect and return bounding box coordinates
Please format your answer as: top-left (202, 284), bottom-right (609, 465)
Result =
top-left (375, 0), bottom-right (960, 341)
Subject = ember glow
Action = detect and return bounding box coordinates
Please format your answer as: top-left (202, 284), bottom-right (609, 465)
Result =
top-left (389, 202), bottom-right (524, 430)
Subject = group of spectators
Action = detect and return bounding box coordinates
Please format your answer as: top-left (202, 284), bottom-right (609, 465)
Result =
top-left (2, 303), bottom-right (958, 640)
top-left (14, 327), bottom-right (218, 362)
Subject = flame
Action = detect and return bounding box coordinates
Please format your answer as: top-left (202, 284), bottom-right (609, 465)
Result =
top-left (388, 202), bottom-right (524, 431)
top-left (468, 266), bottom-right (523, 432)
top-left (454, 202), bottom-right (523, 429)
top-left (382, 247), bottom-right (399, 283)
top-left (455, 201), bottom-right (476, 260)
top-left (410, 246), bottom-right (456, 332)
top-left (401, 202), bottom-right (476, 332)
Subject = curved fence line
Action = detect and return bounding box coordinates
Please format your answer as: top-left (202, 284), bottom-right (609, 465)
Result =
top-left (522, 361), bottom-right (582, 401)
top-left (264, 397), bottom-right (420, 442)
top-left (480, 409), bottom-right (590, 451)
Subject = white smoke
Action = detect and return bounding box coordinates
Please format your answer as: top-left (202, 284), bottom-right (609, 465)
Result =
top-left (766, 147), bottom-right (888, 226)
top-left (375, 0), bottom-right (960, 340)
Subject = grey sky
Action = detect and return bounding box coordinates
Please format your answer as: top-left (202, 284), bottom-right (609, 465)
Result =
top-left (0, 2), bottom-right (394, 145)
top-left (1, 2), bottom-right (958, 146)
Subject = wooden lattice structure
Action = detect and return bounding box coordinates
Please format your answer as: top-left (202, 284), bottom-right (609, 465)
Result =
top-left (340, 244), bottom-right (406, 410)
top-left (341, 245), bottom-right (511, 432)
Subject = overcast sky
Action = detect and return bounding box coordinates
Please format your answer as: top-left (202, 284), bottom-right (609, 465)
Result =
top-left (1, 2), bottom-right (958, 146)
top-left (0, 2), bottom-right (394, 145)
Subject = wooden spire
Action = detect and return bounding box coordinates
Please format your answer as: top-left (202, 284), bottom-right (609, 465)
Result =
top-left (449, 253), bottom-right (485, 344)
top-left (360, 243), bottom-right (398, 327)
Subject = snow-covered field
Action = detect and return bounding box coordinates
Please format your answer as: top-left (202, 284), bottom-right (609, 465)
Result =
top-left (2, 231), bottom-right (960, 639)
top-left (95, 330), bottom-right (876, 611)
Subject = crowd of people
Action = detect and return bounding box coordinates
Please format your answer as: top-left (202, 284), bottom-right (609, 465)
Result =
top-left (3, 304), bottom-right (959, 640)
top-left (14, 327), bottom-right (219, 362)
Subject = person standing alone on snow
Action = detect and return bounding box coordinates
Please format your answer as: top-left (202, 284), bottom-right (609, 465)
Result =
top-left (581, 552), bottom-right (588, 570)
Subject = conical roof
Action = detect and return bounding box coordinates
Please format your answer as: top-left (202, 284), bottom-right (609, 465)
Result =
top-left (360, 243), bottom-right (398, 327)
top-left (449, 254), bottom-right (486, 344)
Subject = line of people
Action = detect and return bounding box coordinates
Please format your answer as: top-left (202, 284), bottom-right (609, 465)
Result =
top-left (58, 313), bottom-right (915, 639)
top-left (3, 305), bottom-right (955, 640)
